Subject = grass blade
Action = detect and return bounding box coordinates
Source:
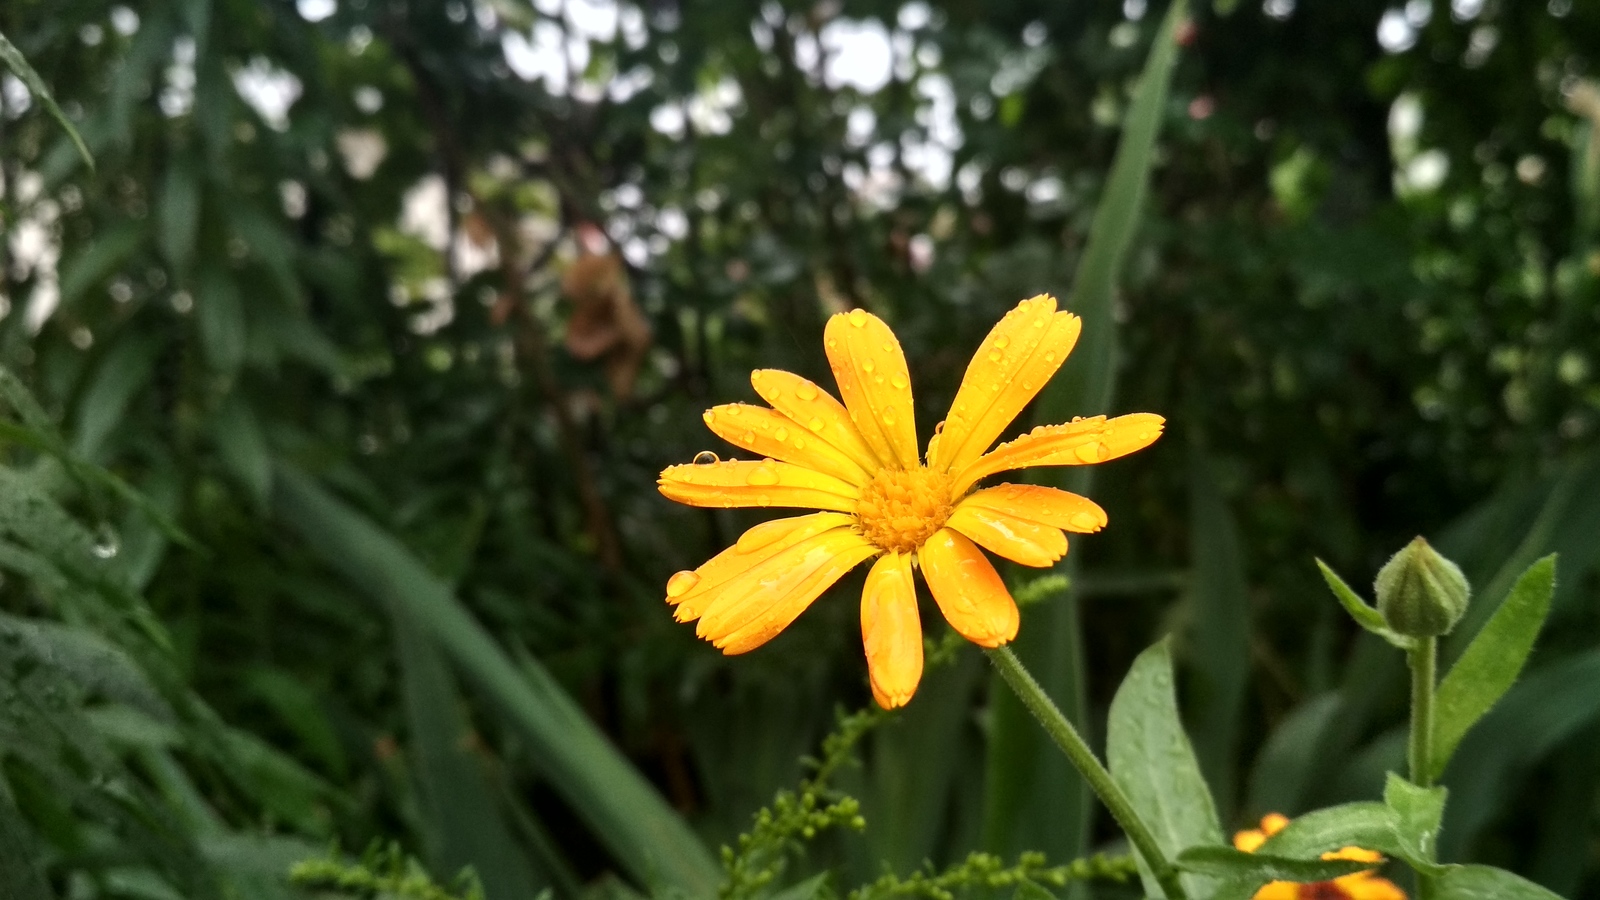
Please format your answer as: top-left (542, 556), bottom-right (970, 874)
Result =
top-left (1186, 449), bottom-right (1250, 818)
top-left (984, 0), bottom-right (1188, 862)
top-left (271, 467), bottom-right (720, 896)
top-left (0, 29), bottom-right (94, 171)
top-left (392, 612), bottom-right (547, 900)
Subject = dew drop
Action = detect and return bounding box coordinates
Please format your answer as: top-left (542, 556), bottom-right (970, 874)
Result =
top-left (666, 570), bottom-right (701, 598)
top-left (1033, 317), bottom-right (1047, 329)
top-left (796, 382), bottom-right (819, 401)
top-left (726, 406), bottom-right (742, 416)
top-left (92, 523), bottom-right (120, 559)
top-left (693, 450), bottom-right (721, 465)
top-left (1069, 512), bottom-right (1102, 531)
top-left (827, 338), bottom-right (838, 349)
top-left (987, 351), bottom-right (1002, 363)
top-left (862, 359), bottom-right (876, 374)
top-left (808, 416), bottom-right (826, 431)
top-left (743, 431), bottom-right (756, 443)
top-left (758, 494), bottom-right (772, 506)
top-left (774, 426), bottom-right (790, 442)
top-left (882, 407), bottom-right (897, 426)
top-left (847, 308), bottom-right (869, 328)
top-left (995, 336), bottom-right (1011, 350)
top-left (890, 375), bottom-right (907, 390)
top-left (1022, 381), bottom-right (1034, 391)
top-left (746, 465), bottom-right (781, 486)
top-left (1043, 352), bottom-right (1056, 362)
top-left (703, 410), bottom-right (716, 424)
top-left (793, 437), bottom-right (807, 449)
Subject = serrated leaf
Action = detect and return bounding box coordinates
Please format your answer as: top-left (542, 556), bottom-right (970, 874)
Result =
top-left (1176, 845), bottom-right (1374, 883)
top-left (1431, 555), bottom-right (1556, 778)
top-left (1107, 638), bottom-right (1223, 899)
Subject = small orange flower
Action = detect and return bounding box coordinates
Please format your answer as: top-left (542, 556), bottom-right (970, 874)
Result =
top-left (1233, 814), bottom-right (1406, 900)
top-left (658, 295), bottom-right (1164, 708)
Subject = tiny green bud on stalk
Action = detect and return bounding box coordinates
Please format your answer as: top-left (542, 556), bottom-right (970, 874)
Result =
top-left (1375, 537), bottom-right (1471, 637)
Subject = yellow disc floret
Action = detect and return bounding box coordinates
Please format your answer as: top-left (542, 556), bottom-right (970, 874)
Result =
top-left (855, 466), bottom-right (955, 554)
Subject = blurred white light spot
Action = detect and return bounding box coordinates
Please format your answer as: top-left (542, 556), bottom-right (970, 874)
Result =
top-left (401, 176), bottom-right (450, 251)
top-left (336, 128), bottom-right (388, 179)
top-left (1399, 149), bottom-right (1449, 194)
top-left (1123, 0), bottom-right (1148, 20)
top-left (233, 57), bottom-right (303, 131)
top-left (1549, 0), bottom-right (1571, 16)
top-left (897, 2), bottom-right (931, 30)
top-left (908, 234), bottom-right (933, 273)
top-left (109, 6), bottom-right (141, 35)
top-left (280, 181), bottom-right (308, 219)
top-left (1404, 0), bottom-right (1432, 28)
top-left (2, 75), bottom-right (31, 117)
top-left (353, 85), bottom-right (383, 113)
top-left (1515, 155), bottom-right (1546, 185)
top-left (1021, 21), bottom-right (1047, 46)
top-left (1263, 0), bottom-right (1295, 20)
top-left (657, 207), bottom-right (688, 240)
top-left (1462, 25), bottom-right (1497, 67)
top-left (650, 103), bottom-right (686, 137)
top-left (297, 0), bottom-right (336, 21)
top-left (819, 18), bottom-right (892, 92)
top-left (846, 106), bottom-right (877, 147)
top-left (1377, 10), bottom-right (1416, 53)
top-left (1450, 0), bottom-right (1482, 18)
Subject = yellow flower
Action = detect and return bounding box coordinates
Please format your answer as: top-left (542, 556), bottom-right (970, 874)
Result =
top-left (658, 295), bottom-right (1164, 708)
top-left (1233, 814), bottom-right (1407, 900)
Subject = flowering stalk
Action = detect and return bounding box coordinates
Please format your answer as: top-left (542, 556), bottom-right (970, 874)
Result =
top-left (984, 646), bottom-right (1188, 900)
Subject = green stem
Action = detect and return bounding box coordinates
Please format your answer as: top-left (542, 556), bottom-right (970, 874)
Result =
top-left (1408, 637), bottom-right (1437, 788)
top-left (1409, 636), bottom-right (1439, 900)
top-left (985, 646), bottom-right (1188, 900)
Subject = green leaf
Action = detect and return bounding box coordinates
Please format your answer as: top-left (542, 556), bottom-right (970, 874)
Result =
top-left (56, 223), bottom-right (144, 312)
top-left (769, 872), bottom-right (832, 900)
top-left (392, 613), bottom-right (547, 900)
top-left (1440, 649), bottom-right (1600, 859)
top-left (1434, 865), bottom-right (1567, 900)
top-left (1107, 638), bottom-right (1223, 899)
top-left (1175, 845), bottom-right (1374, 883)
top-left (0, 783), bottom-right (56, 900)
top-left (1431, 555), bottom-right (1556, 778)
top-left (72, 332), bottom-right (164, 462)
top-left (158, 154), bottom-right (202, 275)
top-left (1186, 449), bottom-right (1250, 818)
top-left (1382, 774), bottom-right (1447, 870)
top-left (1207, 803), bottom-right (1401, 900)
top-left (1315, 559), bottom-right (1412, 649)
top-left (198, 265), bottom-right (247, 377)
top-left (239, 667), bottom-right (346, 779)
top-left (271, 467), bottom-right (720, 896)
top-left (1246, 692), bottom-right (1341, 815)
top-left (985, 0), bottom-right (1188, 863)
top-left (0, 28), bottom-right (94, 171)
top-left (211, 396), bottom-right (272, 508)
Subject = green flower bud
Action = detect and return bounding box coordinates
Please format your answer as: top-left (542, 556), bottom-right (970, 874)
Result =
top-left (1374, 537), bottom-right (1470, 637)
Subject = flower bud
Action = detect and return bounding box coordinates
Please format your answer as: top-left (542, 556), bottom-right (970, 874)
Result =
top-left (1374, 537), bottom-right (1470, 637)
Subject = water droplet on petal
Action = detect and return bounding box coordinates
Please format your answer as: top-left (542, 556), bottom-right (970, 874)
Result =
top-left (726, 406), bottom-right (742, 416)
top-left (796, 382), bottom-right (819, 401)
top-left (774, 426), bottom-right (789, 442)
top-left (1069, 512), bottom-right (1102, 531)
top-left (758, 493), bottom-right (772, 506)
top-left (1073, 442), bottom-right (1105, 464)
top-left (862, 359), bottom-right (876, 374)
top-left (743, 431), bottom-right (756, 442)
top-left (703, 410), bottom-right (716, 424)
top-left (995, 336), bottom-right (1011, 349)
top-left (882, 407), bottom-right (897, 426)
top-left (848, 309), bottom-right (869, 328)
top-left (693, 450), bottom-right (720, 465)
top-left (666, 570), bottom-right (701, 598)
top-left (793, 437), bottom-right (807, 449)
top-left (890, 375), bottom-right (907, 389)
top-left (746, 465), bottom-right (781, 486)
top-left (987, 351), bottom-right (1002, 363)
top-left (808, 416), bottom-right (825, 431)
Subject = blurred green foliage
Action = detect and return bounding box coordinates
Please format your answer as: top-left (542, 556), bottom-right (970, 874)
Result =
top-left (1, 0), bottom-right (1599, 898)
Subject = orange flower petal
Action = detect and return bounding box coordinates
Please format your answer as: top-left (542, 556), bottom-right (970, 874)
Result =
top-left (702, 403), bottom-right (872, 486)
top-left (658, 459), bottom-right (860, 512)
top-left (953, 412), bottom-right (1166, 494)
top-left (697, 528), bottom-right (878, 653)
top-left (918, 528), bottom-right (1019, 647)
top-left (1336, 875), bottom-right (1405, 900)
top-left (1233, 828), bottom-right (1268, 853)
top-left (929, 295), bottom-right (1082, 474)
top-left (956, 483), bottom-right (1109, 533)
top-left (750, 369), bottom-right (884, 473)
top-left (860, 552), bottom-right (923, 709)
top-left (666, 512), bottom-right (856, 622)
top-left (946, 505), bottom-right (1068, 568)
top-left (1250, 884), bottom-right (1298, 900)
top-left (824, 309), bottom-right (920, 470)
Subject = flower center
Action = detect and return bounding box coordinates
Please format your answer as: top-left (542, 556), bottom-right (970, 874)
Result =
top-left (854, 465), bottom-right (955, 554)
top-left (1300, 883), bottom-right (1351, 900)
